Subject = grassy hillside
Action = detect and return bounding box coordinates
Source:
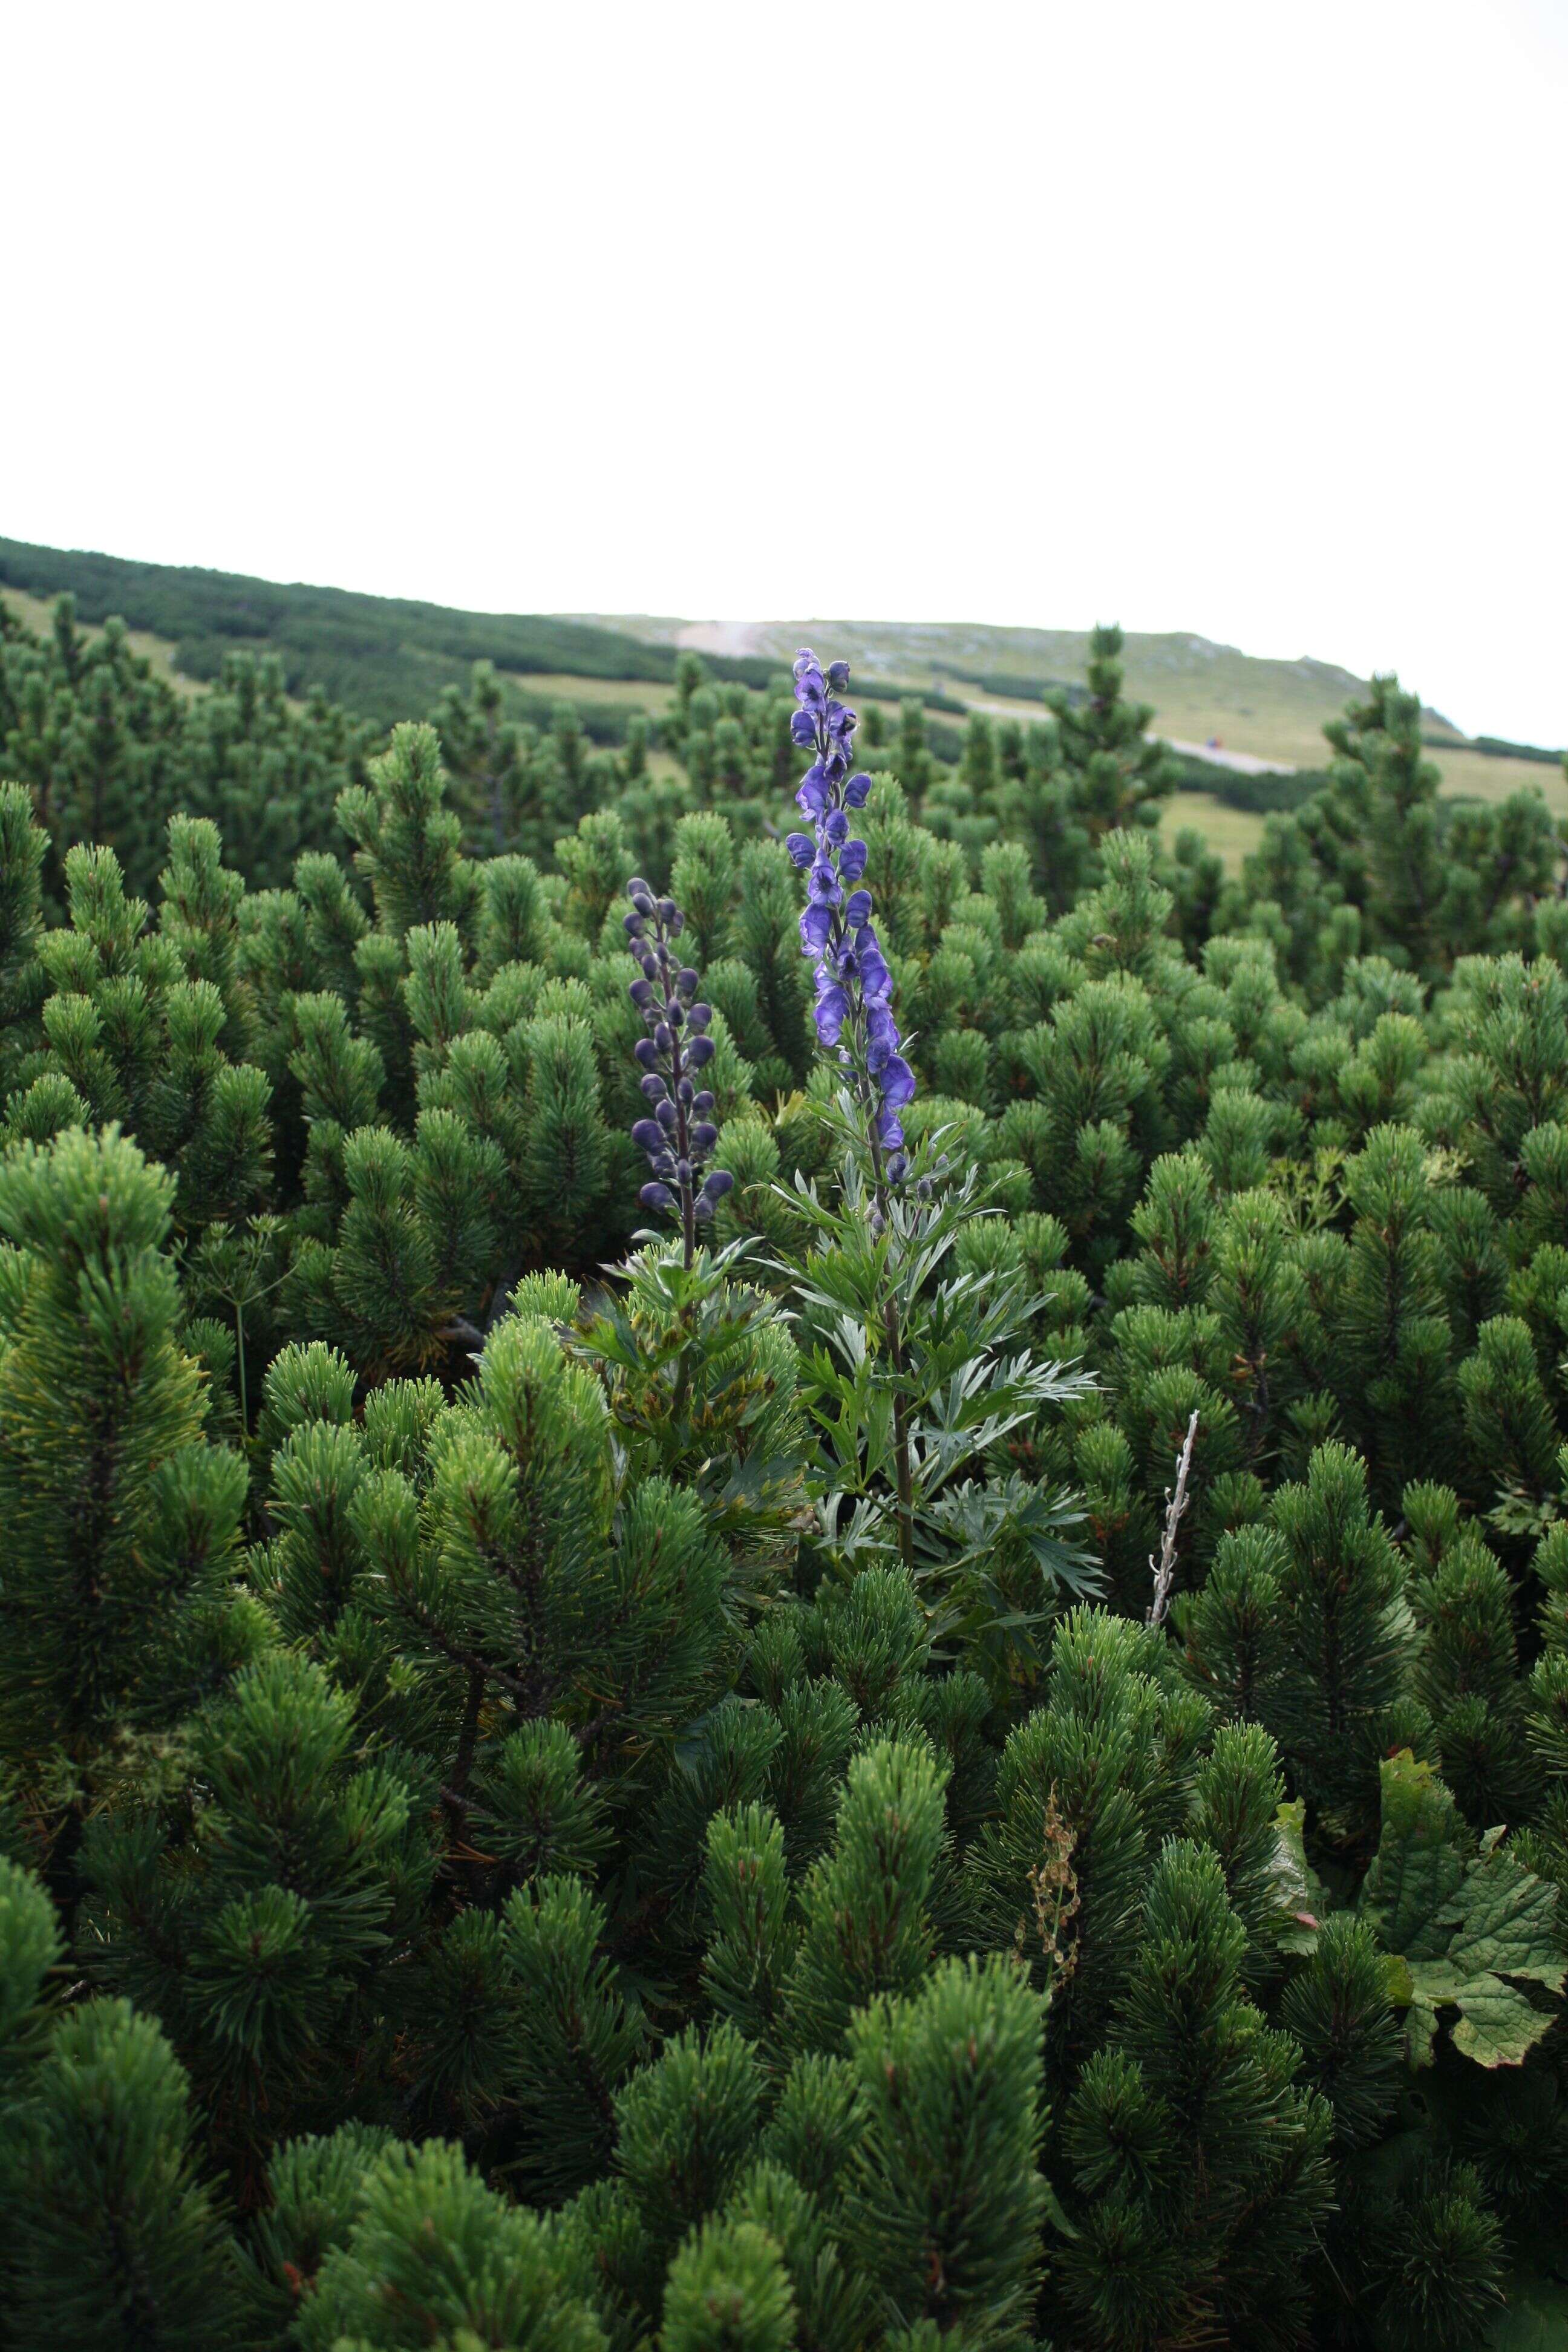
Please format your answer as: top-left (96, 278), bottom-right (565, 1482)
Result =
top-left (592, 615), bottom-right (1373, 768)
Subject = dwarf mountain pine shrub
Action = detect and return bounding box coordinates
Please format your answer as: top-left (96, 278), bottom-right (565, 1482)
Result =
top-left (0, 609), bottom-right (1566, 2344)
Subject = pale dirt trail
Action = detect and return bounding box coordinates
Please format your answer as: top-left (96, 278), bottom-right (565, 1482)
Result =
top-left (675, 621), bottom-right (768, 658)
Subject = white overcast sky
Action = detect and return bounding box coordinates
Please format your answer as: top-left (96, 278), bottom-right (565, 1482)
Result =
top-left (7, 1), bottom-right (1566, 742)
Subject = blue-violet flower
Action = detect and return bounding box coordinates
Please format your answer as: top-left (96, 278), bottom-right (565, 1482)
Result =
top-left (788, 648), bottom-right (912, 1179)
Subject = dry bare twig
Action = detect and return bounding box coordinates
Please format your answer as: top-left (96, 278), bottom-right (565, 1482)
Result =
top-left (1147, 1408), bottom-right (1199, 1630)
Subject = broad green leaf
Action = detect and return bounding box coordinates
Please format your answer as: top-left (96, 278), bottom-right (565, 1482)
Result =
top-left (1359, 1751), bottom-right (1565, 2070)
top-left (1443, 1973), bottom-right (1556, 2067)
top-left (1359, 1751), bottom-right (1467, 1961)
top-left (1449, 1849), bottom-right (1568, 1991)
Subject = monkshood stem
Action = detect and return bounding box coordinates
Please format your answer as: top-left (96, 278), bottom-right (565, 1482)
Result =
top-left (884, 1292), bottom-right (915, 1568)
top-left (786, 646), bottom-right (917, 1560)
top-left (623, 879), bottom-right (732, 1269)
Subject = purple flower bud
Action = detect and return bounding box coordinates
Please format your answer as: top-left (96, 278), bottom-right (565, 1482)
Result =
top-left (793, 648), bottom-right (818, 676)
top-left (630, 891), bottom-right (655, 916)
top-left (629, 978), bottom-right (655, 1007)
top-left (693, 1195), bottom-right (714, 1223)
top-left (702, 1169), bottom-right (734, 1199)
top-left (686, 1035), bottom-right (716, 1067)
top-left (632, 1119), bottom-right (664, 1154)
top-left (826, 659), bottom-right (851, 690)
top-left (789, 708), bottom-right (818, 746)
top-left (667, 1001), bottom-right (684, 1028)
top-left (640, 1181), bottom-right (675, 1212)
top-left (838, 838), bottom-right (867, 881)
top-left (693, 1089), bottom-right (714, 1114)
top-left (668, 907), bottom-right (685, 935)
top-left (859, 946), bottom-right (891, 1001)
top-left (656, 1098), bottom-right (679, 1130)
top-left (678, 1076), bottom-right (695, 1103)
top-left (691, 1120), bottom-right (719, 1152)
top-left (627, 876), bottom-right (652, 899)
top-left (795, 766), bottom-right (831, 817)
top-left (844, 888), bottom-right (872, 928)
top-left (814, 984), bottom-right (850, 1045)
top-left (887, 1152), bottom-right (909, 1184)
top-left (633, 1039), bottom-right (659, 1070)
top-left (687, 1003), bottom-right (711, 1031)
top-left (677, 969), bottom-right (699, 997)
top-left (800, 903), bottom-right (834, 955)
top-left (785, 832), bottom-right (815, 867)
top-left (624, 913), bottom-right (646, 938)
top-left (878, 1055), bottom-right (917, 1109)
top-left (655, 1023), bottom-right (673, 1051)
top-left (843, 773), bottom-right (871, 808)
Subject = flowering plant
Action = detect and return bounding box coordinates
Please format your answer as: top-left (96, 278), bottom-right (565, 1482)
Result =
top-left (623, 878), bottom-right (732, 1266)
top-left (785, 650), bottom-right (915, 1195)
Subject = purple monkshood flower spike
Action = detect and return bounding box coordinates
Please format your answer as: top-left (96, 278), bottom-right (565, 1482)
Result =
top-left (786, 648), bottom-right (912, 1190)
top-left (622, 879), bottom-right (733, 1266)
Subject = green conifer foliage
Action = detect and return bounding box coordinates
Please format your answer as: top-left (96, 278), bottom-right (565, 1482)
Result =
top-left (1261, 1443), bottom-right (1417, 1840)
top-left (841, 1955), bottom-right (1047, 2344)
top-left (0, 1126), bottom-right (253, 1800)
top-left (1057, 1841), bottom-right (1332, 2351)
top-left (79, 1651), bottom-right (430, 2169)
top-left (298, 2139), bottom-right (606, 2351)
top-left (4, 1997), bottom-right (248, 2351)
top-left (1045, 623), bottom-right (1179, 846)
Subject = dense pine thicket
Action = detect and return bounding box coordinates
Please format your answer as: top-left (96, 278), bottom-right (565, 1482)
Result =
top-left (4, 588), bottom-right (1568, 2349)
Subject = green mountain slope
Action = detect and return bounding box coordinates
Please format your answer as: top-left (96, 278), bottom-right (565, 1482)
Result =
top-left (0, 537), bottom-right (778, 725)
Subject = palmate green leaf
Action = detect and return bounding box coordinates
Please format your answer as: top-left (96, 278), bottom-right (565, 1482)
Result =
top-left (1359, 1751), bottom-right (1567, 2068)
top-left (915, 1475), bottom-right (1099, 1599)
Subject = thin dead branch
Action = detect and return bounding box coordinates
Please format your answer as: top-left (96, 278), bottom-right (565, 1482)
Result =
top-left (1147, 1408), bottom-right (1199, 1630)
